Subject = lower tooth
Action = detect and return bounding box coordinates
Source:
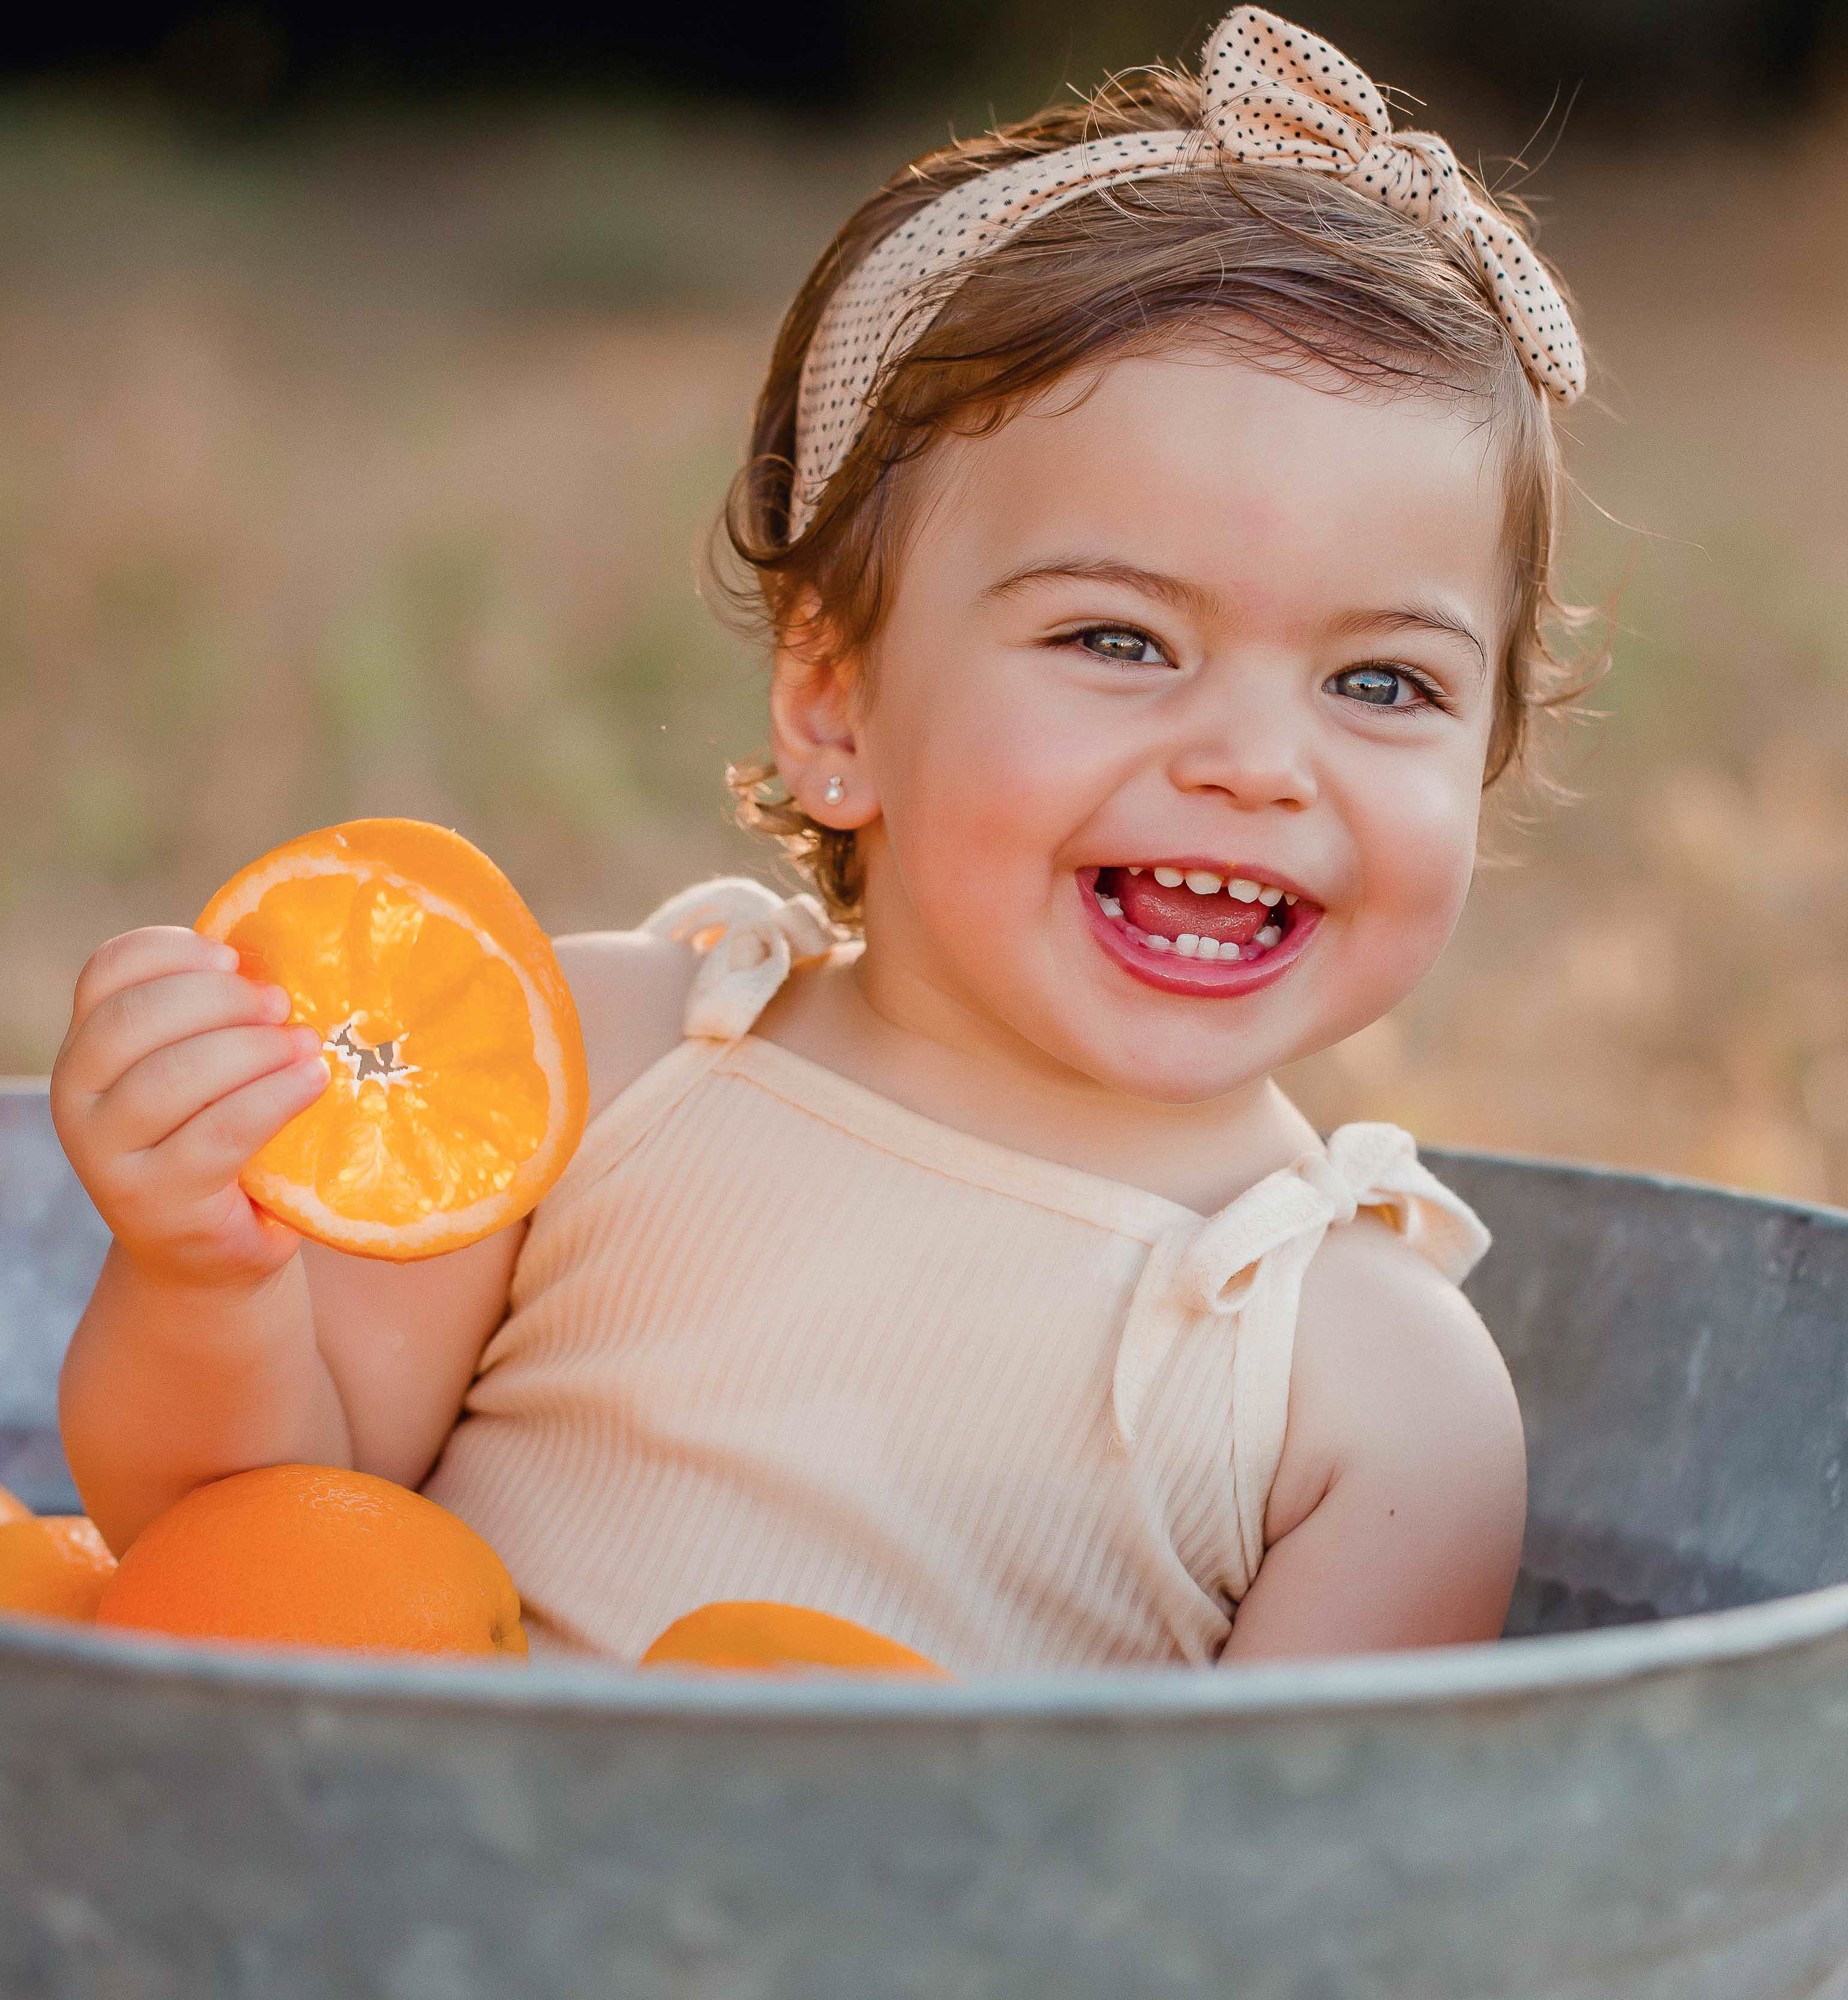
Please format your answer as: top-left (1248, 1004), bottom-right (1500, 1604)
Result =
top-left (1144, 934), bottom-right (1171, 953)
top-left (1255, 925), bottom-right (1282, 949)
top-left (1098, 896), bottom-right (1123, 918)
top-left (1197, 938), bottom-right (1219, 961)
top-left (1176, 934), bottom-right (1201, 957)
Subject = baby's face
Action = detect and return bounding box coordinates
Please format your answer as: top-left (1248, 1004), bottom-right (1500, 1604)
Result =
top-left (839, 348), bottom-right (1506, 1103)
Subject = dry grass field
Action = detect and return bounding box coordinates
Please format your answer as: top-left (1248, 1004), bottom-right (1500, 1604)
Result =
top-left (5, 91), bottom-right (1848, 1199)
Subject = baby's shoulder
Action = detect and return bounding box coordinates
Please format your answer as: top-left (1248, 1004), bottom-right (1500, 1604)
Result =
top-left (551, 924), bottom-right (700, 1124)
top-left (1265, 1209), bottom-right (1523, 1544)
top-left (1300, 1205), bottom-right (1489, 1341)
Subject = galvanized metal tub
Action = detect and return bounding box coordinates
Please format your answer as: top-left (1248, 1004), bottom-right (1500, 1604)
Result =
top-left (3, 1074), bottom-right (1847, 2000)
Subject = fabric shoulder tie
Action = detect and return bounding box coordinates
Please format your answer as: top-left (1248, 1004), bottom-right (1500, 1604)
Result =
top-left (1111, 1121), bottom-right (1491, 1600)
top-left (639, 876), bottom-right (838, 1041)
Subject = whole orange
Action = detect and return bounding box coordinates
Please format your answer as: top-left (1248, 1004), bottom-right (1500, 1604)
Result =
top-left (93, 1465), bottom-right (527, 1659)
top-left (0, 1515), bottom-right (118, 1621)
top-left (640, 1601), bottom-right (950, 1677)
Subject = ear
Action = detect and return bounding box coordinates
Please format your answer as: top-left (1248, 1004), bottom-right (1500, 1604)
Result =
top-left (767, 594), bottom-right (880, 829)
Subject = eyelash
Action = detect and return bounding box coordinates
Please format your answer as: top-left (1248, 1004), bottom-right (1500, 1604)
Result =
top-left (1335, 662), bottom-right (1453, 715)
top-left (1059, 624), bottom-right (1170, 669)
top-left (1055, 625), bottom-right (1454, 714)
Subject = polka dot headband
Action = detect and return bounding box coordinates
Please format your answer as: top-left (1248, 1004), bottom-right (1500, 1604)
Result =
top-left (789, 4), bottom-right (1584, 537)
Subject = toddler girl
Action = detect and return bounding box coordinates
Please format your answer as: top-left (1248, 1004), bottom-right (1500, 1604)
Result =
top-left (53, 7), bottom-right (1585, 1668)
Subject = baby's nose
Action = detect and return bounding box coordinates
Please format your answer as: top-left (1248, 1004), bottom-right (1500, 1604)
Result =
top-left (1165, 707), bottom-right (1319, 811)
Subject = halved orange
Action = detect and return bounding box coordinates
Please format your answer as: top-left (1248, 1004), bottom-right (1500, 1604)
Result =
top-left (196, 819), bottom-right (587, 1260)
top-left (639, 1601), bottom-right (951, 1677)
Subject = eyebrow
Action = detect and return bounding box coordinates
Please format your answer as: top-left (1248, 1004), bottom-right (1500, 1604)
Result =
top-left (1324, 602), bottom-right (1489, 681)
top-left (980, 557), bottom-right (1217, 623)
top-left (983, 556), bottom-right (1489, 682)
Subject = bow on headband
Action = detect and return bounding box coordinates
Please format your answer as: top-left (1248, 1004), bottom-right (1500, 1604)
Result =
top-left (790, 5), bottom-right (1583, 535)
top-left (1197, 10), bottom-right (1582, 402)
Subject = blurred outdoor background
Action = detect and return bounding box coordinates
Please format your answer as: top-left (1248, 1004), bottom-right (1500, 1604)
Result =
top-left (5, 2), bottom-right (1848, 1198)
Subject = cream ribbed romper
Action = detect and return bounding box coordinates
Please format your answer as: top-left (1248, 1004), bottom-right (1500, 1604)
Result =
top-left (422, 877), bottom-right (1491, 1669)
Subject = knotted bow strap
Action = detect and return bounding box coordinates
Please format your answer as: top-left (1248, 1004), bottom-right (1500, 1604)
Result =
top-left (641, 876), bottom-right (838, 1041)
top-left (1110, 1120), bottom-right (1491, 1599)
top-left (790, 4), bottom-right (1582, 535)
top-left (1319, 1122), bottom-right (1491, 1284)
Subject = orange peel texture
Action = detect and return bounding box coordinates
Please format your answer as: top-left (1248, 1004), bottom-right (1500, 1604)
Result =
top-left (196, 818), bottom-right (587, 1260)
top-left (639, 1600), bottom-right (951, 1677)
top-left (93, 1464), bottom-right (528, 1658)
top-left (0, 1515), bottom-right (118, 1622)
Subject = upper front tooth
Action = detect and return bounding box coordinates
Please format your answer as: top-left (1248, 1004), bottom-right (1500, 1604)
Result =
top-left (1153, 866), bottom-right (1185, 888)
top-left (1226, 878), bottom-right (1261, 902)
top-left (1258, 886), bottom-right (1283, 907)
top-left (1184, 869), bottom-right (1223, 895)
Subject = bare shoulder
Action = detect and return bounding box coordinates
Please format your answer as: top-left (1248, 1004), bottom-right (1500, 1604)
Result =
top-left (1216, 1224), bottom-right (1520, 1664)
top-left (1265, 1213), bottom-right (1525, 1546)
top-left (1217, 1214), bottom-right (1526, 1658)
top-left (552, 926), bottom-right (700, 1123)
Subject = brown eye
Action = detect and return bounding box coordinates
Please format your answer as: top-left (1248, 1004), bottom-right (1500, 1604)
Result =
top-left (1078, 627), bottom-right (1165, 666)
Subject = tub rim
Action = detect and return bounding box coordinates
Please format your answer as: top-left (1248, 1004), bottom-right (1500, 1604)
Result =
top-left (4, 1577), bottom-right (1848, 1725)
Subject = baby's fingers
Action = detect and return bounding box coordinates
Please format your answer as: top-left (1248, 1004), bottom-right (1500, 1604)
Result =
top-left (66, 927), bottom-right (238, 1041)
top-left (60, 962), bottom-right (289, 1105)
top-left (135, 1057), bottom-right (330, 1210)
top-left (95, 1022), bottom-right (326, 1159)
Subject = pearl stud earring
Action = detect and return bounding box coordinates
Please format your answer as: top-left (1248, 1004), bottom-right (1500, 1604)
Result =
top-left (822, 774), bottom-right (845, 805)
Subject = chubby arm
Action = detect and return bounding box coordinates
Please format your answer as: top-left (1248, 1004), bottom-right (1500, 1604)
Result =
top-left (305, 927), bottom-right (697, 1491)
top-left (61, 925), bottom-right (692, 1549)
top-left (1218, 1219), bottom-right (1527, 1662)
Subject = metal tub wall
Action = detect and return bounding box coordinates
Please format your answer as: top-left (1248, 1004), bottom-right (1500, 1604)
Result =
top-left (3, 1077), bottom-right (1847, 2000)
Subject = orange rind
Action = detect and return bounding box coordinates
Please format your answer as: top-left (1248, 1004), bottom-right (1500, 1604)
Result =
top-left (0, 1514), bottom-right (118, 1622)
top-left (196, 818), bottom-right (587, 1260)
top-left (640, 1600), bottom-right (951, 1677)
top-left (93, 1464), bottom-right (528, 1658)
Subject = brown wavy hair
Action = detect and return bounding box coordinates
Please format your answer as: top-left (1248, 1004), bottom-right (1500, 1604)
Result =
top-left (716, 66), bottom-right (1601, 928)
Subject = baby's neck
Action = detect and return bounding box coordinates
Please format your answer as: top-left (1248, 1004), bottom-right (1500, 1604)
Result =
top-left (752, 944), bottom-right (1322, 1216)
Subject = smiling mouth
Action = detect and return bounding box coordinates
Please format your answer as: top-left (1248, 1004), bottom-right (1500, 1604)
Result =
top-left (1089, 863), bottom-right (1314, 964)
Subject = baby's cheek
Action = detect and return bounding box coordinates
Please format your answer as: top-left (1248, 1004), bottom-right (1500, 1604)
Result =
top-left (882, 679), bottom-right (1094, 869)
top-left (1351, 774), bottom-right (1481, 978)
top-left (883, 739), bottom-right (1015, 891)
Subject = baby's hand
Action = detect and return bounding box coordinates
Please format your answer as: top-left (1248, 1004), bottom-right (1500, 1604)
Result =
top-left (51, 926), bottom-right (330, 1292)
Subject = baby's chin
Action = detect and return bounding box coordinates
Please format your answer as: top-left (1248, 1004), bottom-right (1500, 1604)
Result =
top-left (1048, 1014), bottom-right (1304, 1106)
top-left (993, 928), bottom-right (1431, 1107)
top-left (971, 971), bottom-right (1307, 1105)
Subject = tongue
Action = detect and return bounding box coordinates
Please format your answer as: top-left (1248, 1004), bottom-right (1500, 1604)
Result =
top-left (1109, 870), bottom-right (1271, 946)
